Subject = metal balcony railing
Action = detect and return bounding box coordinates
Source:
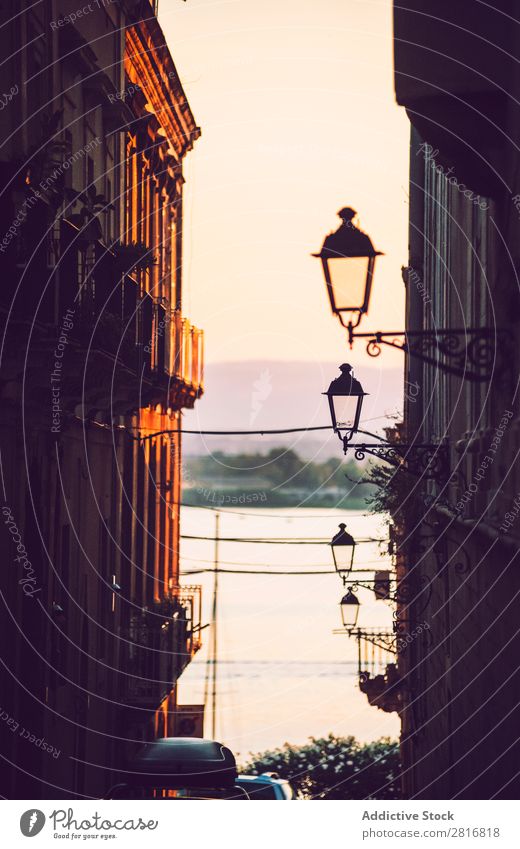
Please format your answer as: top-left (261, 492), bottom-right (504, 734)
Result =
top-left (174, 584), bottom-right (203, 656)
top-left (354, 628), bottom-right (401, 714)
top-left (171, 312), bottom-right (204, 392)
top-left (148, 305), bottom-right (204, 391)
top-left (354, 628), bottom-right (396, 677)
top-left (30, 221), bottom-right (204, 392)
top-left (123, 585), bottom-right (202, 706)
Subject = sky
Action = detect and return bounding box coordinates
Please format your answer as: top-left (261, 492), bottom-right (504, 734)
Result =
top-left (158, 2), bottom-right (405, 751)
top-left (159, 0), bottom-right (410, 368)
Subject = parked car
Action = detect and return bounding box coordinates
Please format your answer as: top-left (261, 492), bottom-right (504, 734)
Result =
top-left (235, 772), bottom-right (295, 799)
top-left (106, 737), bottom-right (249, 800)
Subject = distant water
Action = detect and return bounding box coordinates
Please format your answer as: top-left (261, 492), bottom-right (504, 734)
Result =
top-left (186, 660), bottom-right (358, 678)
top-left (179, 507), bottom-right (399, 760)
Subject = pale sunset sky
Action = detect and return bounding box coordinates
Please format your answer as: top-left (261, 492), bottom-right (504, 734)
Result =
top-left (161, 2), bottom-right (405, 746)
top-left (159, 0), bottom-right (410, 368)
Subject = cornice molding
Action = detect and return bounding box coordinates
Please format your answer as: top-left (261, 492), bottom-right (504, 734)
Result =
top-left (125, 24), bottom-right (200, 161)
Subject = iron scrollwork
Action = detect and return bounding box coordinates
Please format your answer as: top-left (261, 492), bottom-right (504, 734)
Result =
top-left (354, 328), bottom-right (511, 383)
top-left (345, 574), bottom-right (432, 606)
top-left (415, 528), bottom-right (473, 577)
top-left (346, 440), bottom-right (450, 484)
top-left (355, 628), bottom-right (397, 655)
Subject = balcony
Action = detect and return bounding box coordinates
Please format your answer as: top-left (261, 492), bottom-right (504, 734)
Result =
top-left (123, 586), bottom-right (202, 709)
top-left (148, 303), bottom-right (204, 409)
top-left (354, 628), bottom-right (403, 714)
top-left (1, 217), bottom-right (203, 417)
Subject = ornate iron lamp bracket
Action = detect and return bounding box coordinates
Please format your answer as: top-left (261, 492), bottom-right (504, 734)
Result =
top-left (344, 438), bottom-right (450, 484)
top-left (347, 325), bottom-right (511, 383)
top-left (343, 575), bottom-right (432, 605)
top-left (414, 529), bottom-right (473, 577)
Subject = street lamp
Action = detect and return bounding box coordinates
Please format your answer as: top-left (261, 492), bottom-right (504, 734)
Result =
top-left (323, 363), bottom-right (367, 446)
top-left (314, 209), bottom-right (509, 381)
top-left (330, 523), bottom-right (356, 578)
top-left (323, 365), bottom-right (450, 482)
top-left (340, 588), bottom-right (360, 632)
top-left (312, 208), bottom-right (383, 332)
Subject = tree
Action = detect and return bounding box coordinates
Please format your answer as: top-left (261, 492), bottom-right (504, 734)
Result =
top-left (241, 735), bottom-right (400, 799)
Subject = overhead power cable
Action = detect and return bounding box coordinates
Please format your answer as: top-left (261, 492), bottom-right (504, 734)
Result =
top-left (138, 425), bottom-right (334, 441)
top-left (180, 534), bottom-right (385, 544)
top-left (136, 425), bottom-right (385, 442)
top-left (180, 553), bottom-right (387, 567)
top-left (76, 416), bottom-right (334, 440)
top-left (75, 415), bottom-right (389, 449)
top-left (182, 568), bottom-right (340, 576)
top-left (181, 568), bottom-right (380, 576)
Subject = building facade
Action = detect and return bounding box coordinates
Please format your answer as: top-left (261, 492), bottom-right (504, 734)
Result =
top-left (391, 0), bottom-right (520, 799)
top-left (0, 1), bottom-right (203, 798)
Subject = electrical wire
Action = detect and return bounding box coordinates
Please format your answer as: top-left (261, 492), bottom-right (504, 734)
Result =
top-left (139, 425), bottom-right (334, 440)
top-left (74, 416), bottom-right (334, 439)
top-left (179, 553), bottom-right (387, 567)
top-left (181, 568), bottom-right (392, 578)
top-left (92, 419), bottom-right (384, 443)
top-left (181, 568), bottom-right (380, 576)
top-left (181, 568), bottom-right (341, 576)
top-left (180, 534), bottom-right (385, 544)
top-left (138, 425), bottom-right (386, 442)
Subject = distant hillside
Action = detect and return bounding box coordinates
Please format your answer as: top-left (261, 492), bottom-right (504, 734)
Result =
top-left (183, 447), bottom-right (375, 508)
top-left (181, 360), bottom-right (404, 458)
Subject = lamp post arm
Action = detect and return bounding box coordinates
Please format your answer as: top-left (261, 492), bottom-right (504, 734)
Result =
top-left (343, 577), bottom-right (429, 605)
top-left (343, 440), bottom-right (450, 484)
top-left (347, 326), bottom-right (512, 383)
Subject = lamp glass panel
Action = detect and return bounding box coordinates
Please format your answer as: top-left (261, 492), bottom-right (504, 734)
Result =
top-left (341, 601), bottom-right (360, 629)
top-left (327, 256), bottom-right (370, 312)
top-left (332, 544), bottom-right (354, 573)
top-left (331, 394), bottom-right (361, 431)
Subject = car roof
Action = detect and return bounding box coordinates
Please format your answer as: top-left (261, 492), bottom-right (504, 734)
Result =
top-left (137, 738), bottom-right (231, 762)
top-left (237, 774), bottom-right (289, 786)
top-left (127, 737), bottom-right (238, 788)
